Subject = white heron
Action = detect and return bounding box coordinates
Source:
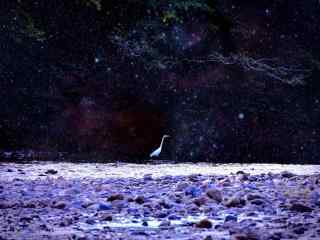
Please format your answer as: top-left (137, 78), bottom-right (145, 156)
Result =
top-left (149, 135), bottom-right (170, 158)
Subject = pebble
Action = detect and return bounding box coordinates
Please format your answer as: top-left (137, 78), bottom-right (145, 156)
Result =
top-left (134, 196), bottom-right (145, 204)
top-left (52, 201), bottom-right (66, 209)
top-left (196, 219), bottom-right (213, 228)
top-left (45, 169), bottom-right (58, 175)
top-left (107, 194), bottom-right (124, 202)
top-left (97, 202), bottom-right (112, 211)
top-left (289, 203), bottom-right (313, 213)
top-left (206, 189), bottom-right (223, 202)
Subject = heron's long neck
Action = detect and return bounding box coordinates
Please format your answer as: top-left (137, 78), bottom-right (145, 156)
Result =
top-left (159, 136), bottom-right (166, 149)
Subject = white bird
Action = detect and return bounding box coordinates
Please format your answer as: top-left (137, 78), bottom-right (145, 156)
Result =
top-left (149, 135), bottom-right (170, 158)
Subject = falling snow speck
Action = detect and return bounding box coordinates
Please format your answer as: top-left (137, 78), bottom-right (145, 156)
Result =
top-left (238, 113), bottom-right (245, 119)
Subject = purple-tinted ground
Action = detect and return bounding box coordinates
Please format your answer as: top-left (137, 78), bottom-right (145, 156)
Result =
top-left (0, 163), bottom-right (320, 240)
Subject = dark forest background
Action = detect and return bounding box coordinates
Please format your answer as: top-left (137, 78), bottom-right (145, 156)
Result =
top-left (1, 0), bottom-right (320, 163)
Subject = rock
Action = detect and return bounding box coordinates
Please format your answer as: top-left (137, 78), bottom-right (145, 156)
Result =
top-left (0, 201), bottom-right (14, 209)
top-left (280, 171), bottom-right (295, 178)
top-left (143, 174), bottom-right (153, 181)
top-left (111, 200), bottom-right (128, 209)
top-left (142, 221), bottom-right (148, 226)
top-left (52, 201), bottom-right (66, 209)
top-left (206, 189), bottom-right (223, 202)
top-left (185, 186), bottom-right (202, 198)
top-left (196, 219), bottom-right (212, 229)
top-left (59, 217), bottom-right (73, 227)
top-left (168, 214), bottom-right (181, 220)
top-left (225, 195), bottom-right (246, 208)
top-left (289, 203), bottom-right (313, 213)
top-left (246, 193), bottom-right (264, 201)
top-left (225, 215), bottom-right (237, 222)
top-left (250, 199), bottom-right (265, 206)
top-left (86, 219), bottom-right (96, 225)
top-left (103, 215), bottom-right (113, 221)
top-left (293, 226), bottom-right (307, 235)
top-left (175, 182), bottom-right (189, 191)
top-left (193, 197), bottom-right (207, 206)
top-left (155, 211), bottom-right (168, 218)
top-left (309, 190), bottom-right (320, 206)
top-left (159, 220), bottom-right (171, 227)
top-left (203, 236), bottom-right (213, 240)
top-left (45, 169), bottom-right (58, 175)
top-left (107, 194), bottom-right (124, 202)
top-left (97, 202), bottom-right (112, 211)
top-left (135, 196), bottom-right (145, 204)
top-left (24, 202), bottom-right (36, 208)
top-left (232, 233), bottom-right (259, 240)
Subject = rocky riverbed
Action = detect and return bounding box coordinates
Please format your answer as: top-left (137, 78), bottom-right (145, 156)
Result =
top-left (0, 163), bottom-right (320, 240)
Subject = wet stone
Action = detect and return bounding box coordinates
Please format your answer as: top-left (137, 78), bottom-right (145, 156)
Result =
top-left (206, 189), bottom-right (223, 202)
top-left (108, 194), bottom-right (124, 202)
top-left (225, 215), bottom-right (238, 222)
top-left (196, 219), bottom-right (213, 229)
top-left (289, 203), bottom-right (313, 213)
top-left (52, 201), bottom-right (66, 209)
top-left (281, 171), bottom-right (295, 178)
top-left (193, 197), bottom-right (207, 206)
top-left (97, 202), bottom-right (112, 211)
top-left (134, 196), bottom-right (145, 204)
top-left (45, 169), bottom-right (58, 175)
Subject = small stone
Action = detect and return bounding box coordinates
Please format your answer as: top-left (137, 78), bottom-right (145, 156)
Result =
top-left (225, 215), bottom-right (237, 222)
top-left (52, 201), bottom-right (66, 209)
top-left (86, 219), bottom-right (95, 225)
top-left (0, 202), bottom-right (13, 209)
top-left (204, 236), bottom-right (213, 240)
top-left (24, 202), bottom-right (36, 208)
top-left (232, 233), bottom-right (259, 240)
top-left (135, 196), bottom-right (145, 204)
top-left (142, 221), bottom-right (148, 226)
top-left (97, 202), bottom-right (112, 211)
top-left (246, 193), bottom-right (264, 201)
top-left (280, 171), bottom-right (295, 178)
top-left (289, 203), bottom-right (313, 213)
top-left (159, 220), bottom-right (171, 227)
top-left (143, 174), bottom-right (153, 181)
top-left (108, 194), bottom-right (124, 202)
top-left (206, 189), bottom-right (223, 202)
top-left (45, 169), bottom-right (58, 175)
top-left (250, 199), bottom-right (265, 205)
top-left (225, 195), bottom-right (245, 208)
top-left (175, 182), bottom-right (189, 191)
top-left (168, 214), bottom-right (181, 220)
top-left (102, 215), bottom-right (113, 221)
top-left (196, 219), bottom-right (212, 229)
top-left (185, 186), bottom-right (202, 198)
top-left (193, 197), bottom-right (207, 206)
top-left (293, 226), bottom-right (307, 235)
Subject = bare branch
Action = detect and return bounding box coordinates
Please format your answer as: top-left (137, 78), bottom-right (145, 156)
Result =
top-left (110, 33), bottom-right (312, 86)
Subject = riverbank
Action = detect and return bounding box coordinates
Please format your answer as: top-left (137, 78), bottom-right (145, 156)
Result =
top-left (0, 163), bottom-right (320, 239)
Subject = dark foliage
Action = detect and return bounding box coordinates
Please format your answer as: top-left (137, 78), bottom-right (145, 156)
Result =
top-left (1, 0), bottom-right (320, 163)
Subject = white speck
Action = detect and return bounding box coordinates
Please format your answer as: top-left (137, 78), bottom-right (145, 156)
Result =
top-left (238, 113), bottom-right (245, 120)
top-left (95, 57), bottom-right (100, 63)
